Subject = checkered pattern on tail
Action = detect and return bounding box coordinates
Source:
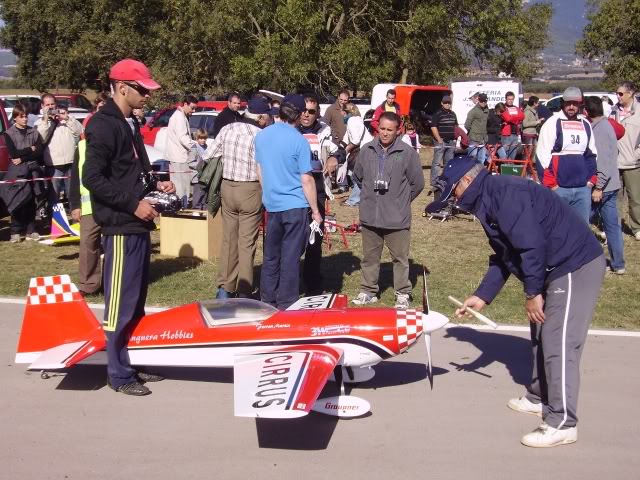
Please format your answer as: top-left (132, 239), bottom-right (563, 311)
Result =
top-left (27, 275), bottom-right (82, 305)
top-left (396, 309), bottom-right (423, 353)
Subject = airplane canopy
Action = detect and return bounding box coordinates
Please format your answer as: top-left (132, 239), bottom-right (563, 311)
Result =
top-left (199, 299), bottom-right (279, 327)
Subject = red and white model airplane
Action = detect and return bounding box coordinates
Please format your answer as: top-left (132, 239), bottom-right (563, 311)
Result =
top-left (15, 271), bottom-right (449, 418)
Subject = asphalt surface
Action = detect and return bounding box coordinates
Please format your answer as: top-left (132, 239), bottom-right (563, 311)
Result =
top-left (2, 301), bottom-right (639, 479)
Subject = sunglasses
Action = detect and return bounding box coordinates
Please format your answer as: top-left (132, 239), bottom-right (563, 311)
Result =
top-left (304, 108), bottom-right (317, 115)
top-left (616, 91), bottom-right (627, 96)
top-left (442, 101), bottom-right (451, 105)
top-left (123, 82), bottom-right (150, 96)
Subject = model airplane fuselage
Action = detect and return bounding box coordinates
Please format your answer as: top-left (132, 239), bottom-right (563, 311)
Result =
top-left (15, 276), bottom-right (449, 418)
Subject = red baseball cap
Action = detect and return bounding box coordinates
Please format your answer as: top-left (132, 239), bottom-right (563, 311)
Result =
top-left (109, 59), bottom-right (161, 90)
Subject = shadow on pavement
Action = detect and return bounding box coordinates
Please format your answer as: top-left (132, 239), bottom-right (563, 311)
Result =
top-left (255, 413), bottom-right (339, 450)
top-left (54, 364), bottom-right (107, 391)
top-left (355, 360), bottom-right (447, 390)
top-left (444, 327), bottom-right (532, 386)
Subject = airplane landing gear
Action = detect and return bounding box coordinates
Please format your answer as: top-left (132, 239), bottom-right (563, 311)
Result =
top-left (312, 365), bottom-right (371, 418)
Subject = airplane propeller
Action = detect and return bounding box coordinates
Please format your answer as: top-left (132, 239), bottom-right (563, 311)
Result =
top-left (423, 266), bottom-right (434, 389)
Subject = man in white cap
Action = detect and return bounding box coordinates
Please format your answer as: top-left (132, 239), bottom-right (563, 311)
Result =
top-left (536, 87), bottom-right (598, 223)
top-left (83, 59), bottom-right (175, 396)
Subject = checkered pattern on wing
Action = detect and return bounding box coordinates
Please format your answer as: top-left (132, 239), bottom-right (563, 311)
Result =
top-left (397, 309), bottom-right (420, 353)
top-left (27, 275), bottom-right (81, 305)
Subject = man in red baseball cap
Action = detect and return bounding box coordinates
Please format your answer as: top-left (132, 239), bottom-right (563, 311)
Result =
top-left (109, 58), bottom-right (161, 91)
top-left (83, 59), bottom-right (174, 396)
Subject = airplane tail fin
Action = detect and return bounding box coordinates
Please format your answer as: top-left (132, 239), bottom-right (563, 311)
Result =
top-left (50, 203), bottom-right (79, 238)
top-left (15, 275), bottom-right (106, 370)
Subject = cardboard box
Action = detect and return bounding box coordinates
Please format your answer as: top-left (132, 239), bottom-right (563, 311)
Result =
top-left (159, 210), bottom-right (223, 260)
top-left (500, 164), bottom-right (524, 176)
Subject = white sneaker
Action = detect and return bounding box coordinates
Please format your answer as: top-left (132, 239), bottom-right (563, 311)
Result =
top-left (521, 422), bottom-right (577, 448)
top-left (635, 232), bottom-right (640, 241)
top-left (394, 292), bottom-right (411, 309)
top-left (352, 292), bottom-right (378, 306)
top-left (507, 395), bottom-right (543, 417)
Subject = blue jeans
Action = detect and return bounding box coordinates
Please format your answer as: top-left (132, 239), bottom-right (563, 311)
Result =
top-left (260, 208), bottom-right (309, 310)
top-left (468, 142), bottom-right (487, 164)
top-left (45, 165), bottom-right (71, 206)
top-left (431, 140), bottom-right (456, 188)
top-left (554, 186), bottom-right (591, 224)
top-left (344, 172), bottom-right (360, 205)
top-left (591, 190), bottom-right (625, 270)
top-left (501, 134), bottom-right (519, 159)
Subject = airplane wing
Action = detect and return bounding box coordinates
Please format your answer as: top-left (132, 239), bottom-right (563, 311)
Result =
top-left (285, 293), bottom-right (347, 310)
top-left (234, 344), bottom-right (343, 418)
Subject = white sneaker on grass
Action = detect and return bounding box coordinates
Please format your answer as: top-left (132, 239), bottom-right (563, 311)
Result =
top-left (352, 292), bottom-right (378, 306)
top-left (507, 395), bottom-right (543, 417)
top-left (521, 422), bottom-right (577, 448)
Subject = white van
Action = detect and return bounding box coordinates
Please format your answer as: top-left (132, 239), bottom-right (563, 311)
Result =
top-left (542, 92), bottom-right (617, 113)
top-left (450, 79), bottom-right (523, 128)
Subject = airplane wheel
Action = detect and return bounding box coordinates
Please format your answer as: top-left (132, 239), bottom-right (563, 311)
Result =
top-left (40, 371), bottom-right (50, 379)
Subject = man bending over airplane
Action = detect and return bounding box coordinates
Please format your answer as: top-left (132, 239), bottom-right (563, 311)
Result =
top-left (426, 156), bottom-right (605, 448)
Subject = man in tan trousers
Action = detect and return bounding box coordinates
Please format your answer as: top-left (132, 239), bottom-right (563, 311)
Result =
top-left (203, 97), bottom-right (275, 298)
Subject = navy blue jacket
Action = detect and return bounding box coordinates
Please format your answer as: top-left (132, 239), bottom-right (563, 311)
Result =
top-left (456, 170), bottom-right (603, 303)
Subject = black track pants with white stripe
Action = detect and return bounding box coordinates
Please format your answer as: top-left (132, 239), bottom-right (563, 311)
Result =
top-left (526, 254), bottom-right (605, 429)
top-left (103, 233), bottom-right (151, 389)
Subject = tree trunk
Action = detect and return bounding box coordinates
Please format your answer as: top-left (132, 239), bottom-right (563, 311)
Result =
top-left (400, 67), bottom-right (409, 84)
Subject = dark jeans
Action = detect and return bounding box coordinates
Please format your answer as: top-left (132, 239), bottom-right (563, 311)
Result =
top-left (260, 208), bottom-right (310, 310)
top-left (10, 200), bottom-right (36, 235)
top-left (303, 189), bottom-right (326, 295)
top-left (45, 164), bottom-right (71, 208)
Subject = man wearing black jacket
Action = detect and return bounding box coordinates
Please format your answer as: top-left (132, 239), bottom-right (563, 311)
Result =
top-left (83, 59), bottom-right (174, 396)
top-left (212, 92), bottom-right (243, 138)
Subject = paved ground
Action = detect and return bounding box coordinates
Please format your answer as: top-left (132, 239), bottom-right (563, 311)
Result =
top-left (1, 301), bottom-right (639, 479)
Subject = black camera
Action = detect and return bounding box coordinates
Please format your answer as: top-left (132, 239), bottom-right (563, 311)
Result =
top-left (374, 179), bottom-right (389, 192)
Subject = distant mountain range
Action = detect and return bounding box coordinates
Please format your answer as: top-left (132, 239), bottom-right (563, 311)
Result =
top-left (532, 0), bottom-right (589, 56)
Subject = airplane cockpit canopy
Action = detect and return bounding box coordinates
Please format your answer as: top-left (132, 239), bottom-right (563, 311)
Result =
top-left (199, 299), bottom-right (279, 327)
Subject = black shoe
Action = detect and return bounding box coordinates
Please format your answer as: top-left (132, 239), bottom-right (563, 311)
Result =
top-left (137, 372), bottom-right (164, 383)
top-left (114, 381), bottom-right (151, 396)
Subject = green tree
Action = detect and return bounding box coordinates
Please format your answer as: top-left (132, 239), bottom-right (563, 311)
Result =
top-left (579, 0), bottom-right (640, 87)
top-left (0, 0), bottom-right (552, 95)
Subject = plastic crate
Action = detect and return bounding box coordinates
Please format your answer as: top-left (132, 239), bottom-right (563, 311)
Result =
top-left (500, 164), bottom-right (524, 176)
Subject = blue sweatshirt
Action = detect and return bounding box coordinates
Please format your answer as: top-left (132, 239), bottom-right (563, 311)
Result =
top-left (456, 170), bottom-right (603, 303)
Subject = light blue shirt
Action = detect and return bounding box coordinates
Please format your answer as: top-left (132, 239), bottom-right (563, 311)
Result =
top-left (255, 122), bottom-right (312, 212)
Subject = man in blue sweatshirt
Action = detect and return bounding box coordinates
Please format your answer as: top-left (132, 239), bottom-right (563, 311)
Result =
top-left (427, 156), bottom-right (605, 448)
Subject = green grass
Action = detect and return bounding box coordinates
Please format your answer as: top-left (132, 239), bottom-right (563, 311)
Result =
top-left (1, 150), bottom-right (639, 330)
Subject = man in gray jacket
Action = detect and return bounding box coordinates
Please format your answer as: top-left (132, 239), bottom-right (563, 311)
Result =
top-left (352, 112), bottom-right (424, 308)
top-left (465, 93), bottom-right (489, 164)
top-left (610, 80), bottom-right (640, 240)
top-left (584, 96), bottom-right (625, 273)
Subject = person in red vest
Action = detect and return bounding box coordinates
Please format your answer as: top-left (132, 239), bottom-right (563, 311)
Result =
top-left (501, 91), bottom-right (525, 159)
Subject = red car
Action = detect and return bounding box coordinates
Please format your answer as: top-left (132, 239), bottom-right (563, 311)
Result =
top-left (140, 107), bottom-right (176, 146)
top-left (195, 100), bottom-right (247, 112)
top-left (52, 94), bottom-right (93, 111)
top-left (0, 98), bottom-right (14, 214)
top-left (0, 98), bottom-right (11, 176)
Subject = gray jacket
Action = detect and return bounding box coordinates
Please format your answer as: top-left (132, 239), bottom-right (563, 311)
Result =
top-left (610, 98), bottom-right (640, 169)
top-left (591, 117), bottom-right (621, 192)
top-left (353, 137), bottom-right (424, 230)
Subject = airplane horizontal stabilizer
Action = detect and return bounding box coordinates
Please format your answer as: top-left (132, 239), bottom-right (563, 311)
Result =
top-left (234, 344), bottom-right (343, 418)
